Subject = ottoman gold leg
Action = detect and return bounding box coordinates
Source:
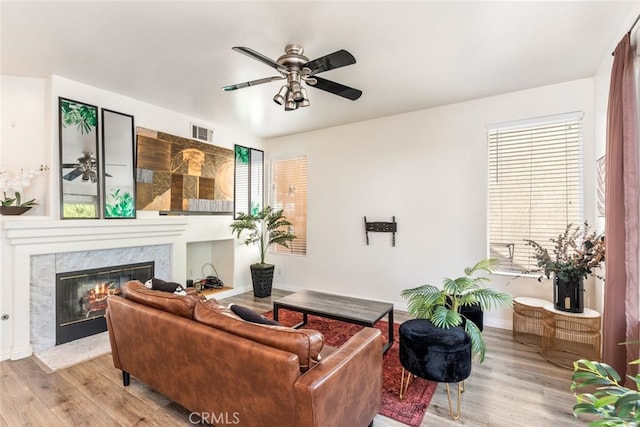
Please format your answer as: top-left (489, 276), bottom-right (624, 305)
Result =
top-left (445, 381), bottom-right (464, 420)
top-left (399, 368), bottom-right (413, 401)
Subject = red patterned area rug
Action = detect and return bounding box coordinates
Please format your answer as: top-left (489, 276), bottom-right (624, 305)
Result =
top-left (263, 310), bottom-right (437, 427)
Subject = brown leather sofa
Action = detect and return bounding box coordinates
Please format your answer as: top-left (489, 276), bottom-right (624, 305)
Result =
top-left (106, 280), bottom-right (383, 427)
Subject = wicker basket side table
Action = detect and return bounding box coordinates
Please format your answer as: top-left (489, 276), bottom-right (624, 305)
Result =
top-left (512, 297), bottom-right (551, 347)
top-left (541, 304), bottom-right (601, 369)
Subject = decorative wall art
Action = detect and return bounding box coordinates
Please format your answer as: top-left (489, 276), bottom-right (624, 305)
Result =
top-left (59, 98), bottom-right (137, 219)
top-left (102, 109), bottom-right (136, 218)
top-left (59, 98), bottom-right (100, 219)
top-left (234, 144), bottom-right (264, 218)
top-left (135, 127), bottom-right (234, 214)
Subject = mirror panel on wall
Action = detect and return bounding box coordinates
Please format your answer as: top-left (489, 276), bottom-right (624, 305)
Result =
top-left (234, 145), bottom-right (264, 218)
top-left (59, 98), bottom-right (100, 219)
top-left (102, 109), bottom-right (135, 218)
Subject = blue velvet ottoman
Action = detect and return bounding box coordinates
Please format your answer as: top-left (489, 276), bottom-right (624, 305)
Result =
top-left (399, 318), bottom-right (472, 420)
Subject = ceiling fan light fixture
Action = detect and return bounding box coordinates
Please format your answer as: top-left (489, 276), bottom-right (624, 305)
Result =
top-left (224, 44), bottom-right (362, 108)
top-left (285, 90), bottom-right (297, 111)
top-left (284, 101), bottom-right (298, 111)
top-left (289, 81), bottom-right (304, 102)
top-left (298, 88), bottom-right (310, 107)
top-left (273, 85), bottom-right (288, 105)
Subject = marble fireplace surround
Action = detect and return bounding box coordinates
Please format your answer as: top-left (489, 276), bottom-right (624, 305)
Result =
top-left (31, 246), bottom-right (170, 352)
top-left (3, 217), bottom-right (190, 360)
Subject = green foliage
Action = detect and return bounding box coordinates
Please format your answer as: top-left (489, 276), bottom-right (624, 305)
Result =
top-left (230, 206), bottom-right (296, 265)
top-left (400, 258), bottom-right (513, 362)
top-left (572, 357), bottom-right (640, 426)
top-left (525, 222), bottom-right (605, 282)
top-left (105, 189), bottom-right (135, 218)
top-left (235, 145), bottom-right (249, 164)
top-left (60, 99), bottom-right (97, 134)
top-left (1, 192), bottom-right (37, 207)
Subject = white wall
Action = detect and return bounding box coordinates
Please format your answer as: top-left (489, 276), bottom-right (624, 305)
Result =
top-left (0, 76), bottom-right (50, 215)
top-left (265, 78), bottom-right (596, 329)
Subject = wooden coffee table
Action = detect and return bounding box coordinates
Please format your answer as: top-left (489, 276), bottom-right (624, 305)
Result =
top-left (273, 289), bottom-right (394, 354)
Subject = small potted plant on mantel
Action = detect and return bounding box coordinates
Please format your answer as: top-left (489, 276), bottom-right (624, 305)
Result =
top-left (230, 206), bottom-right (296, 298)
top-left (0, 165), bottom-right (49, 215)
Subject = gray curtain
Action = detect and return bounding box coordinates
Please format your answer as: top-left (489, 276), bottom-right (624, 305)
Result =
top-left (603, 32), bottom-right (640, 380)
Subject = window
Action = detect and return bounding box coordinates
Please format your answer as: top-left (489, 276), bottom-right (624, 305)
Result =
top-left (234, 145), bottom-right (263, 218)
top-left (487, 112), bottom-right (584, 274)
top-left (269, 155), bottom-right (307, 255)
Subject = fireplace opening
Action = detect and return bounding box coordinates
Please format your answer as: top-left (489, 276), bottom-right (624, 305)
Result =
top-left (56, 261), bottom-right (154, 345)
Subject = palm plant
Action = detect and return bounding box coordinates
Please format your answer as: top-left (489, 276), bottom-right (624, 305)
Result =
top-left (230, 205), bottom-right (296, 265)
top-left (400, 258), bottom-right (513, 362)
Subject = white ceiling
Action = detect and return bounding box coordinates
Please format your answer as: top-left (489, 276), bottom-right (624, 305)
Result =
top-left (1, 1), bottom-right (637, 139)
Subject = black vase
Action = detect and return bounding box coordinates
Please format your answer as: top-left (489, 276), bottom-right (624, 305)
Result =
top-left (250, 264), bottom-right (275, 298)
top-left (553, 275), bottom-right (584, 313)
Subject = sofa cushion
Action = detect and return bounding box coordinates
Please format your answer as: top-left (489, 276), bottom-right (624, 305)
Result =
top-left (229, 303), bottom-right (283, 326)
top-left (193, 301), bottom-right (324, 371)
top-left (122, 280), bottom-right (199, 319)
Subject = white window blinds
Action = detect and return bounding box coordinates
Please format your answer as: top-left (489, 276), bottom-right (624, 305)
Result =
top-left (487, 112), bottom-right (584, 274)
top-left (269, 155), bottom-right (307, 256)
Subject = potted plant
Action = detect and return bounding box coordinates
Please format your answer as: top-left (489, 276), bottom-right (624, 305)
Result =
top-left (400, 258), bottom-right (513, 362)
top-left (525, 222), bottom-right (605, 313)
top-left (230, 206), bottom-right (296, 297)
top-left (0, 165), bottom-right (49, 215)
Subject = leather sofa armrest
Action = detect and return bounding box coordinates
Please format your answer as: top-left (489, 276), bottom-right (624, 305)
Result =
top-left (105, 308), bottom-right (122, 370)
top-left (293, 327), bottom-right (383, 427)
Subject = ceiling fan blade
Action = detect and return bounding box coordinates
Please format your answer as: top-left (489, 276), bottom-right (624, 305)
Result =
top-left (232, 47), bottom-right (288, 73)
top-left (307, 76), bottom-right (362, 101)
top-left (222, 76), bottom-right (285, 91)
top-left (62, 163), bottom-right (79, 168)
top-left (63, 168), bottom-right (83, 181)
top-left (304, 50), bottom-right (356, 76)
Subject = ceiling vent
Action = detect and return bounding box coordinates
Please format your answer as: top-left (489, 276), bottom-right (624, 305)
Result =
top-left (191, 123), bottom-right (214, 143)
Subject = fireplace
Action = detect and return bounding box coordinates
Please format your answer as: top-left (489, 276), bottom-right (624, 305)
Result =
top-left (56, 261), bottom-right (154, 345)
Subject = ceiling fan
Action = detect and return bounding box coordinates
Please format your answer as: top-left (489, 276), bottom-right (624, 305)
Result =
top-left (222, 44), bottom-right (362, 111)
top-left (62, 152), bottom-right (110, 183)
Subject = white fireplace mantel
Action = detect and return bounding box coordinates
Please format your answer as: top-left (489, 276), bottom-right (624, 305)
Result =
top-left (1, 217), bottom-right (193, 360)
top-left (3, 217), bottom-right (189, 246)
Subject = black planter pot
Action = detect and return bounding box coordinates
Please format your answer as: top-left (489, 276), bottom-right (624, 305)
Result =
top-left (250, 264), bottom-right (275, 298)
top-left (554, 275), bottom-right (584, 313)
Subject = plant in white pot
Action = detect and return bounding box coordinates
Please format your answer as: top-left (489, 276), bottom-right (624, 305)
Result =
top-left (230, 206), bottom-right (296, 297)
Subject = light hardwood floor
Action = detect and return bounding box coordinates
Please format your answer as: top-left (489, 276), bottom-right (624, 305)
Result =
top-left (1, 289), bottom-right (591, 426)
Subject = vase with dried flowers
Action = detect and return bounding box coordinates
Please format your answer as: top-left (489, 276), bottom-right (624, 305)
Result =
top-left (0, 165), bottom-right (49, 215)
top-left (525, 222), bottom-right (605, 313)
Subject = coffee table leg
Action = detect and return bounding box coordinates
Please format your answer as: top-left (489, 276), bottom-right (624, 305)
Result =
top-left (382, 309), bottom-right (394, 354)
top-left (273, 303), bottom-right (280, 322)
